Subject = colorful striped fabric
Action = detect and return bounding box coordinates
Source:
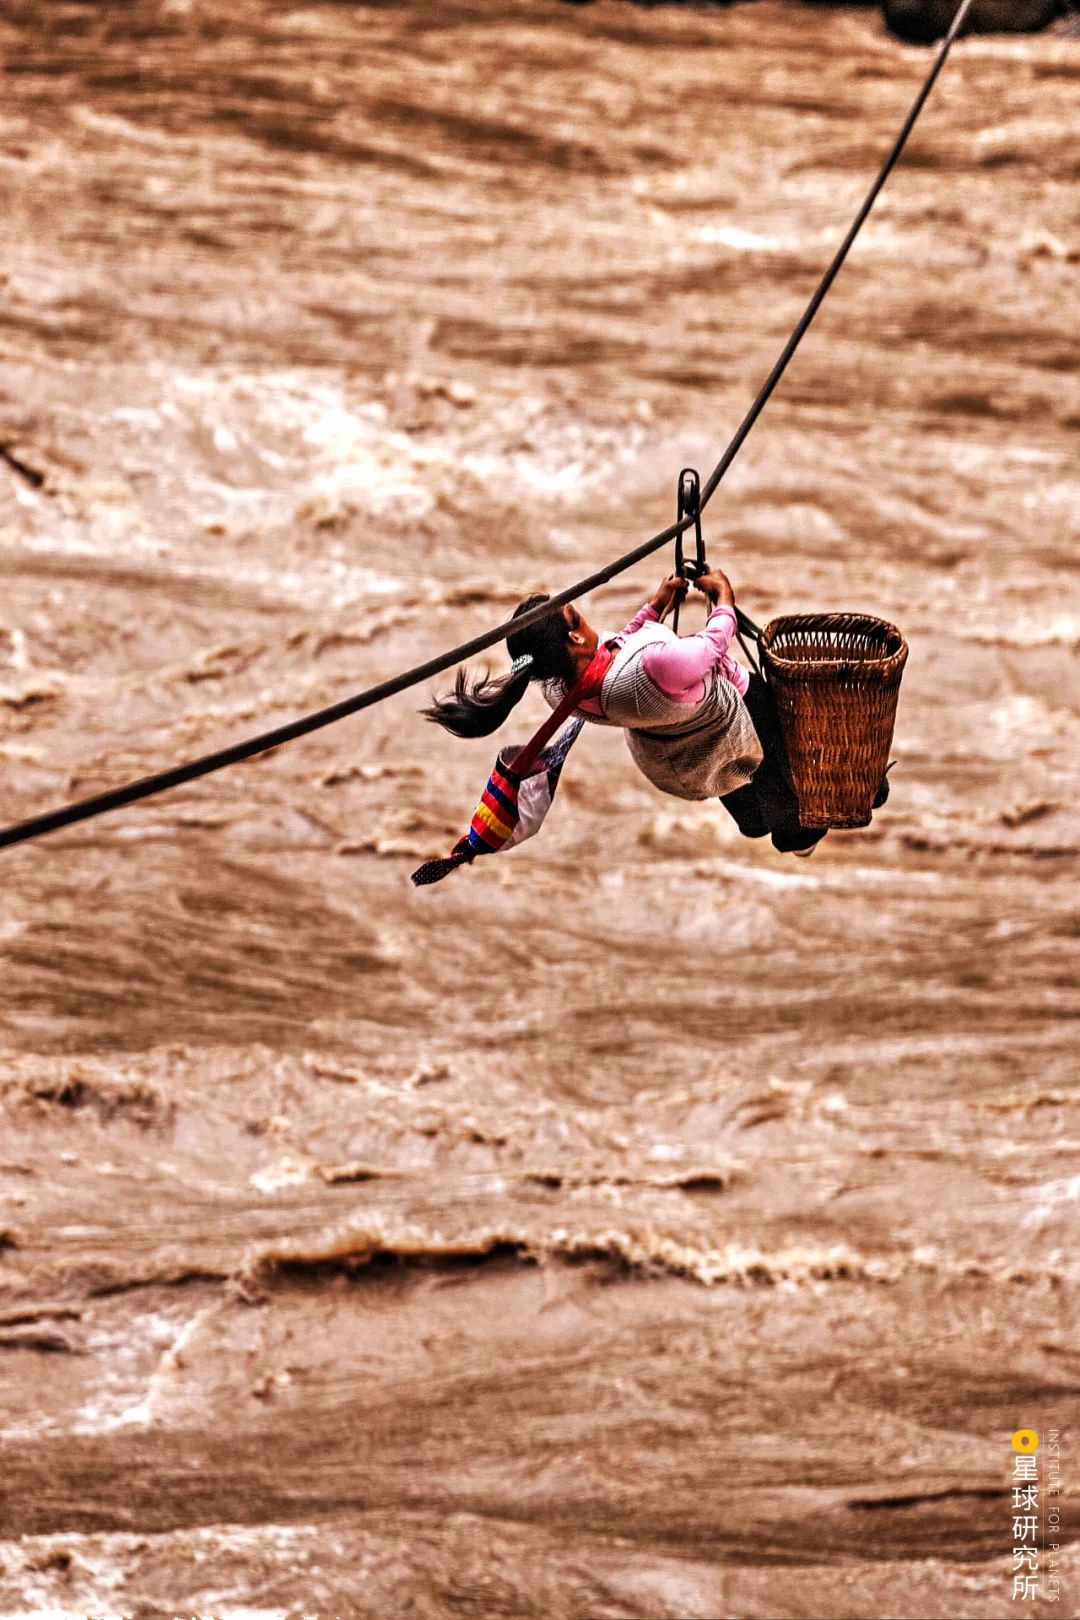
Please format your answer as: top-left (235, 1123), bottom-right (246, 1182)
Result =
top-left (411, 645), bottom-right (613, 887)
top-left (473, 767), bottom-right (519, 850)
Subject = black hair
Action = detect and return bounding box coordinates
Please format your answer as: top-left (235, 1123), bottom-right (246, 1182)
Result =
top-left (423, 593), bottom-right (576, 739)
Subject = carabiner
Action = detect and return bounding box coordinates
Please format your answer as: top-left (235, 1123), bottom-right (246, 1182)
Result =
top-left (672, 467), bottom-right (706, 634)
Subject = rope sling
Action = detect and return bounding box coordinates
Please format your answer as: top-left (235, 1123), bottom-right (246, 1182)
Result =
top-left (0, 0), bottom-right (975, 855)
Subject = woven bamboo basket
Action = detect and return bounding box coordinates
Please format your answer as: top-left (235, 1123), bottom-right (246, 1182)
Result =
top-left (760, 614), bottom-right (908, 829)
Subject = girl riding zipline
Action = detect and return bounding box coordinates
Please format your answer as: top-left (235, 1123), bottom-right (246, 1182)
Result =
top-left (413, 567), bottom-right (829, 886)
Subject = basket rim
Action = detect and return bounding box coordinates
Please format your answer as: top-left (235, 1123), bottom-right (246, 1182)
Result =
top-left (761, 613), bottom-right (908, 676)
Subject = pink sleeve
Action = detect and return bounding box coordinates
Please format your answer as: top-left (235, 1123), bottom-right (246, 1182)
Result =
top-left (642, 605), bottom-right (749, 699)
top-left (620, 602), bottom-right (660, 636)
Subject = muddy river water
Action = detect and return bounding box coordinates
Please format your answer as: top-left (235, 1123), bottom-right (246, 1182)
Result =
top-left (0, 2), bottom-right (1077, 1615)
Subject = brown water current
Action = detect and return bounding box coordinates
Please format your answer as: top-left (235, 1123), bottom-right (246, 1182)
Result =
top-left (0, 2), bottom-right (1078, 1616)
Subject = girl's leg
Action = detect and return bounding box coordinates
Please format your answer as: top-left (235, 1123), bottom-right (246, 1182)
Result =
top-left (733, 674), bottom-right (828, 855)
top-left (717, 779), bottom-right (770, 839)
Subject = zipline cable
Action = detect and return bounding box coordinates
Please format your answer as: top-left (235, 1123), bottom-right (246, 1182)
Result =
top-left (0, 0), bottom-right (975, 855)
top-left (697, 0), bottom-right (975, 511)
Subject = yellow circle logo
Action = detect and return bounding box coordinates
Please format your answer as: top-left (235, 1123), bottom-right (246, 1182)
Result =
top-left (1012, 1429), bottom-right (1039, 1453)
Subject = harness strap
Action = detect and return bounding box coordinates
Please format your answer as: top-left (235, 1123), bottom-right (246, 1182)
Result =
top-left (508, 643), bottom-right (614, 777)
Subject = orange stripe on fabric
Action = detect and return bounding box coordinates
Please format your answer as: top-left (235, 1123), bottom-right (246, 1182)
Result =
top-left (473, 800), bottom-right (513, 842)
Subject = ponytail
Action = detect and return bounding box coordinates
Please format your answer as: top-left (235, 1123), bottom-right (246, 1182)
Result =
top-left (423, 592), bottom-right (575, 739)
top-left (423, 662), bottom-right (532, 739)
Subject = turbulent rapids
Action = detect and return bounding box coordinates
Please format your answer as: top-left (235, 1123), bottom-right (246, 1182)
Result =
top-left (0, 1), bottom-right (1078, 1616)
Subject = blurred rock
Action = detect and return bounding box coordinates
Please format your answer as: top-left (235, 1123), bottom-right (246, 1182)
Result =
top-left (881, 0), bottom-right (1062, 43)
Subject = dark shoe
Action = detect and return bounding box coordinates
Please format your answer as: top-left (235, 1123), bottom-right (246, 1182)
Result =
top-left (772, 826), bottom-right (828, 855)
top-left (872, 762), bottom-right (895, 811)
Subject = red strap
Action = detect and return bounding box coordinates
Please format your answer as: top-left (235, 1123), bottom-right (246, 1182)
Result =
top-left (507, 643), bottom-right (614, 777)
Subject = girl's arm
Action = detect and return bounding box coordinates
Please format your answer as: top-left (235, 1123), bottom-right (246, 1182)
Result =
top-left (619, 568), bottom-right (748, 699)
top-left (621, 601), bottom-right (661, 636)
top-left (620, 573), bottom-right (688, 636)
top-left (641, 604), bottom-right (748, 699)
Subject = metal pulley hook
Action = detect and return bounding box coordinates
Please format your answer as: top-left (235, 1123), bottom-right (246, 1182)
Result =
top-left (672, 467), bottom-right (705, 635)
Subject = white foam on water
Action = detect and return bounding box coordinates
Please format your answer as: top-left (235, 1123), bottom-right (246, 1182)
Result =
top-left (1023, 1174), bottom-right (1080, 1228)
top-left (249, 1154), bottom-right (316, 1192)
top-left (71, 1307), bottom-right (191, 1436)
